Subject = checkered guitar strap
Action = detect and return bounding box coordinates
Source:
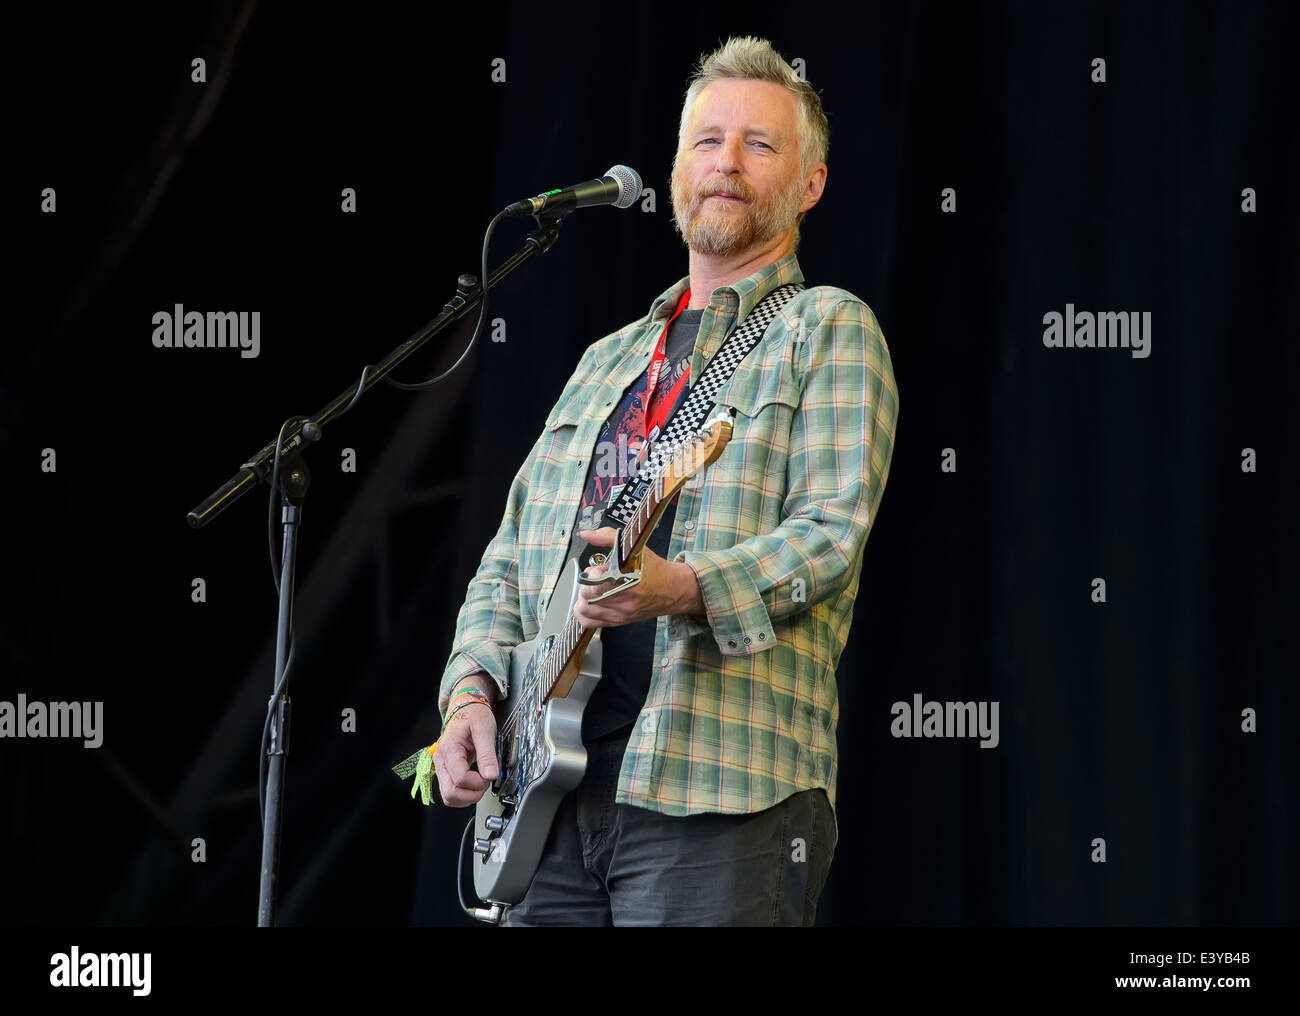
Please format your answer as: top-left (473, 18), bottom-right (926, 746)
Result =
top-left (576, 282), bottom-right (805, 572)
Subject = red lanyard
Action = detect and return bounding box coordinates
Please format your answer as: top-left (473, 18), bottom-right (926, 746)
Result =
top-left (644, 288), bottom-right (692, 441)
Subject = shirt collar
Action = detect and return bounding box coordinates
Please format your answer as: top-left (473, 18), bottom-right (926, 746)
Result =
top-left (625, 251), bottom-right (805, 350)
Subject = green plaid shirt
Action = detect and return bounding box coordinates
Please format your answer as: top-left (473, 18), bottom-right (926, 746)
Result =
top-left (438, 252), bottom-right (899, 823)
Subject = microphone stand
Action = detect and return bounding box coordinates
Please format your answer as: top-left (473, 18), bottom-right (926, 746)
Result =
top-left (187, 212), bottom-right (568, 927)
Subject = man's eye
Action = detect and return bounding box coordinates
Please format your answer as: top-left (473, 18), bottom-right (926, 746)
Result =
top-left (752, 141), bottom-right (772, 150)
top-left (697, 138), bottom-right (718, 146)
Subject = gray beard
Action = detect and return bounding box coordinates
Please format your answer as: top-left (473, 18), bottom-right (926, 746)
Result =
top-left (672, 176), bottom-right (804, 258)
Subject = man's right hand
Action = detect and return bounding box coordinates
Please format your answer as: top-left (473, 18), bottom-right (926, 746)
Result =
top-left (434, 676), bottom-right (501, 807)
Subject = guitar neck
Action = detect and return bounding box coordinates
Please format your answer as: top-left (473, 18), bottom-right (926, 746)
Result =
top-left (541, 471), bottom-right (674, 701)
top-left (533, 414), bottom-right (732, 703)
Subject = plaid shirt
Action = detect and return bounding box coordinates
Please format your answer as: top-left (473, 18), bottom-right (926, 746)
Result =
top-left (438, 252), bottom-right (899, 822)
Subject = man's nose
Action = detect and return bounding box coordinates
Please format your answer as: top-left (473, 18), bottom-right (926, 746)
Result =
top-left (714, 134), bottom-right (744, 175)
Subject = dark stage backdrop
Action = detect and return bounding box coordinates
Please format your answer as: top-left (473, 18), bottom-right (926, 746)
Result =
top-left (5, 2), bottom-right (1296, 928)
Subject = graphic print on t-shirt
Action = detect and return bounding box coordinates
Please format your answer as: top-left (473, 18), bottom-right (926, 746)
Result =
top-left (571, 316), bottom-right (696, 557)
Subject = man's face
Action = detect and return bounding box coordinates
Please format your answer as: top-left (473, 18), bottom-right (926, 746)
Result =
top-left (671, 78), bottom-right (818, 258)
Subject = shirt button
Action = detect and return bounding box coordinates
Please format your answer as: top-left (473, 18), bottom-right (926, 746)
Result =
top-left (668, 625), bottom-right (678, 638)
top-left (661, 655), bottom-right (670, 667)
top-left (743, 635), bottom-right (752, 645)
top-left (758, 632), bottom-right (766, 641)
top-left (727, 639), bottom-right (737, 649)
top-left (684, 519), bottom-right (695, 531)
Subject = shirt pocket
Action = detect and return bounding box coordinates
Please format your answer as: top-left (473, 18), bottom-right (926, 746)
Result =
top-left (545, 380), bottom-right (590, 434)
top-left (707, 356), bottom-right (802, 536)
top-left (541, 377), bottom-right (608, 480)
top-left (720, 339), bottom-right (799, 402)
top-left (717, 350), bottom-right (801, 434)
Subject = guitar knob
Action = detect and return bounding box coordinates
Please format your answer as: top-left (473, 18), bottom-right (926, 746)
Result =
top-left (472, 838), bottom-right (493, 856)
top-left (485, 815), bottom-right (509, 832)
top-left (499, 796), bottom-right (517, 808)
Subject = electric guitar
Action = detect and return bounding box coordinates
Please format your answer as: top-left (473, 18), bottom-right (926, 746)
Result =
top-left (461, 409), bottom-right (734, 923)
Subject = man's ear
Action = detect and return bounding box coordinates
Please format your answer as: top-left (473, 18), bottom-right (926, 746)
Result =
top-left (800, 162), bottom-right (828, 214)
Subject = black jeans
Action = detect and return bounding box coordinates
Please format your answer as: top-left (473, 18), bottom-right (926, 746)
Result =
top-left (502, 723), bottom-right (837, 926)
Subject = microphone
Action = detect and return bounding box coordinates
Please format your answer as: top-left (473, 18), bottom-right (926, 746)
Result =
top-left (503, 165), bottom-right (643, 218)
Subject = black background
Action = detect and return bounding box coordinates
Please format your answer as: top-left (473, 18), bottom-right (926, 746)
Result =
top-left (4, 1), bottom-right (1297, 928)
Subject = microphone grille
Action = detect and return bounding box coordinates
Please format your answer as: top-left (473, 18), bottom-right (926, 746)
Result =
top-left (605, 165), bottom-right (643, 209)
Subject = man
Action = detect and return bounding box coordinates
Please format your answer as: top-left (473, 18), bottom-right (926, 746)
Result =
top-left (431, 36), bottom-right (899, 925)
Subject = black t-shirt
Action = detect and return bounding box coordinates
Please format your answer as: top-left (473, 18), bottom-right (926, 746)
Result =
top-left (559, 307), bottom-right (704, 743)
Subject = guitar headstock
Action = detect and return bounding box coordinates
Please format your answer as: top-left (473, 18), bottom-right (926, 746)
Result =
top-left (657, 409), bottom-right (734, 497)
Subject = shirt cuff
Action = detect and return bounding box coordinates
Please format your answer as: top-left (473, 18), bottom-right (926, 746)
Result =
top-left (439, 645), bottom-right (511, 718)
top-left (671, 548), bottom-right (776, 655)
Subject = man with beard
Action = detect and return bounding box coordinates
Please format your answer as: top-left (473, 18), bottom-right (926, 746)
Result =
top-left (430, 36), bottom-right (899, 925)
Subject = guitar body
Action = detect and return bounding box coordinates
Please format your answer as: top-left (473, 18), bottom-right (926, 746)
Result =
top-left (470, 558), bottom-right (603, 906)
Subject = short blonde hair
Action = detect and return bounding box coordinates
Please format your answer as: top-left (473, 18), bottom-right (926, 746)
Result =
top-left (677, 36), bottom-right (830, 185)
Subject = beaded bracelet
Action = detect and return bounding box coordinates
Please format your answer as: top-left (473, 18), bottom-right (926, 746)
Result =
top-left (447, 687), bottom-right (489, 710)
top-left (444, 693), bottom-right (491, 726)
top-left (447, 685), bottom-right (488, 706)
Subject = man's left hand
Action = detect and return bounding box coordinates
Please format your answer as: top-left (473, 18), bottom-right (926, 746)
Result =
top-left (573, 526), bottom-right (703, 630)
